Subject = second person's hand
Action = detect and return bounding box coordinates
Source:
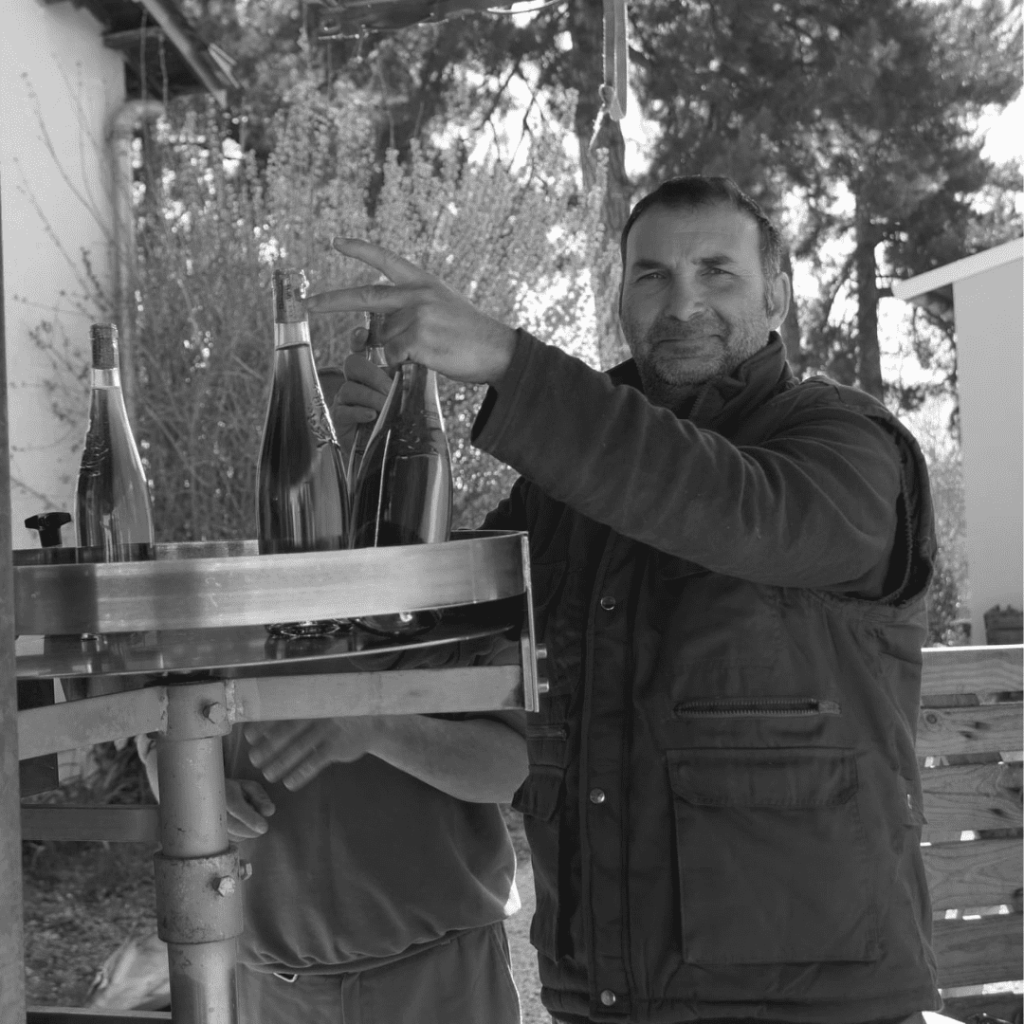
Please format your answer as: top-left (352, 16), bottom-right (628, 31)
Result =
top-left (244, 717), bottom-right (381, 791)
top-left (331, 341), bottom-right (392, 456)
top-left (226, 779), bottom-right (276, 841)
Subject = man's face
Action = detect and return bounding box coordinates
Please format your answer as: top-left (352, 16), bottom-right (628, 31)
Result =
top-left (619, 202), bottom-right (789, 406)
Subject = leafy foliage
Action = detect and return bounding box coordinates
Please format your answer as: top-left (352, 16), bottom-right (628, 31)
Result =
top-left (903, 405), bottom-right (971, 645)
top-left (620, 0), bottom-right (1022, 403)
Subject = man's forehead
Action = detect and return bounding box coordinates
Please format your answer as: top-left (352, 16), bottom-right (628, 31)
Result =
top-left (625, 202), bottom-right (761, 264)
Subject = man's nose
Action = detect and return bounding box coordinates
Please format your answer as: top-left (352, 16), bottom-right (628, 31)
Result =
top-left (663, 276), bottom-right (705, 321)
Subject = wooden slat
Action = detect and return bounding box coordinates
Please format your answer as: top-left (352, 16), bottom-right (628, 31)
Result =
top-left (916, 701), bottom-right (1023, 757)
top-left (28, 1010), bottom-right (170, 1023)
top-left (20, 805), bottom-right (159, 843)
top-left (921, 761), bottom-right (1023, 837)
top-left (923, 837), bottom-right (1023, 911)
top-left (932, 911), bottom-right (1023, 988)
top-left (938, 990), bottom-right (1023, 1023)
top-left (922, 644), bottom-right (1024, 701)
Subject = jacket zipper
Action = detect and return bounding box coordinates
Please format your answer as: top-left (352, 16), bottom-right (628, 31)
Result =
top-left (673, 696), bottom-right (842, 718)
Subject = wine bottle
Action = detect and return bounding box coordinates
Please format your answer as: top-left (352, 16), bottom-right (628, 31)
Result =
top-left (75, 324), bottom-right (155, 563)
top-left (350, 357), bottom-right (452, 635)
top-left (257, 269), bottom-right (349, 636)
top-left (346, 312), bottom-right (391, 484)
top-left (257, 268), bottom-right (349, 553)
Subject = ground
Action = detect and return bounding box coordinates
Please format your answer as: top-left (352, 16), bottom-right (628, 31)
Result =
top-left (22, 839), bottom-right (160, 1007)
top-left (21, 808), bottom-right (547, 1022)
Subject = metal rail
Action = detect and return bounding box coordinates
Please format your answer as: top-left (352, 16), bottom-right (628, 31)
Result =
top-left (13, 534), bottom-right (525, 635)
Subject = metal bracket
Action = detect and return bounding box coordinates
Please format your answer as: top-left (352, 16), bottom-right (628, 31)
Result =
top-left (153, 847), bottom-right (244, 945)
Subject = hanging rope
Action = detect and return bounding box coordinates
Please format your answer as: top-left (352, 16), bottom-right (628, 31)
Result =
top-left (590, 0), bottom-right (628, 151)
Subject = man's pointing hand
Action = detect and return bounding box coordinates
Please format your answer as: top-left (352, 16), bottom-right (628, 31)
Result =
top-left (305, 237), bottom-right (517, 386)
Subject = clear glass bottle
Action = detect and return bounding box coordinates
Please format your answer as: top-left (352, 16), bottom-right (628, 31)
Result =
top-left (75, 324), bottom-right (154, 563)
top-left (256, 268), bottom-right (350, 636)
top-left (350, 356), bottom-right (452, 635)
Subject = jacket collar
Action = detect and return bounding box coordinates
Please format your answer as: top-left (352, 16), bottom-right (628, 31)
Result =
top-left (608, 332), bottom-right (793, 433)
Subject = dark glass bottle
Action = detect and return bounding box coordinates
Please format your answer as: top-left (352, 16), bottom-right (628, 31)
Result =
top-left (256, 268), bottom-right (349, 555)
top-left (350, 357), bottom-right (452, 635)
top-left (351, 360), bottom-right (452, 548)
top-left (75, 324), bottom-right (154, 562)
top-left (346, 312), bottom-right (391, 485)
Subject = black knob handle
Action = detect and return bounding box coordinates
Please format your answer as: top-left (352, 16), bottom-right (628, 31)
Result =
top-left (25, 512), bottom-right (73, 548)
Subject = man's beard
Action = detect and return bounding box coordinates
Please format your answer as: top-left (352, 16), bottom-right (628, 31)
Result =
top-left (628, 312), bottom-right (731, 402)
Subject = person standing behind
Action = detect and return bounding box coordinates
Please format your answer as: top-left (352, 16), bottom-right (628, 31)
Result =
top-left (140, 660), bottom-right (527, 1024)
top-left (313, 174), bottom-right (942, 1024)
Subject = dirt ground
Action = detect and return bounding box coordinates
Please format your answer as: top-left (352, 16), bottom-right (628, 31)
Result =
top-left (22, 839), bottom-right (160, 1007)
top-left (21, 809), bottom-right (548, 1022)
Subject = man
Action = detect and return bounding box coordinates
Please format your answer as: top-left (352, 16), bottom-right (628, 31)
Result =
top-left (314, 175), bottom-right (941, 1024)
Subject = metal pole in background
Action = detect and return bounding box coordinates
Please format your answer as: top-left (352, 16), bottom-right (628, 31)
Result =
top-left (0, 173), bottom-right (29, 1021)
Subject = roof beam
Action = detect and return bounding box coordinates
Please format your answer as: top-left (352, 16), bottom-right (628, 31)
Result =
top-left (131, 0), bottom-right (230, 106)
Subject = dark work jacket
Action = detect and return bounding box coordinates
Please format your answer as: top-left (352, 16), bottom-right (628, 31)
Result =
top-left (476, 331), bottom-right (940, 1023)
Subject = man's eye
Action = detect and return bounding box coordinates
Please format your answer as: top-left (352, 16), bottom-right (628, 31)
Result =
top-left (637, 270), bottom-right (664, 281)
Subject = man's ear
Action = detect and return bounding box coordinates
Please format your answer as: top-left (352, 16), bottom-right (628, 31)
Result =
top-left (768, 271), bottom-right (792, 331)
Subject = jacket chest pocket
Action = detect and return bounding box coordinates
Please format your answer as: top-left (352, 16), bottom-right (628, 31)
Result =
top-left (511, 765), bottom-right (568, 961)
top-left (666, 748), bottom-right (880, 965)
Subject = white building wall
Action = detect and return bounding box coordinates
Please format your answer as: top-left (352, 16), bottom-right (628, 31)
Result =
top-left (953, 257), bottom-right (1024, 644)
top-left (1, 0), bottom-right (125, 549)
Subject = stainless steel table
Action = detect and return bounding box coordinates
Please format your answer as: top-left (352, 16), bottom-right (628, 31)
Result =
top-left (14, 532), bottom-right (538, 1024)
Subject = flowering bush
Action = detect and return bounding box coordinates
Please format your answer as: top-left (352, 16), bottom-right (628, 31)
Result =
top-left (129, 86), bottom-right (617, 540)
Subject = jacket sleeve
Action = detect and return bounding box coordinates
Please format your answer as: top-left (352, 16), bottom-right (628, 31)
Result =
top-left (479, 477), bottom-right (529, 533)
top-left (472, 331), bottom-right (901, 593)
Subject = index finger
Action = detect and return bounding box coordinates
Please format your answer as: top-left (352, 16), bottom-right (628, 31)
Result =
top-left (305, 282), bottom-right (412, 317)
top-left (331, 237), bottom-right (430, 287)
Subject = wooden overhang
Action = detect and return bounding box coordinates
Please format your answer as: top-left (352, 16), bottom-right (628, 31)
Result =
top-left (43, 0), bottom-right (239, 106)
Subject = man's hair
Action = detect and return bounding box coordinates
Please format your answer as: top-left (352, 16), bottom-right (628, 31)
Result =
top-left (619, 176), bottom-right (783, 311)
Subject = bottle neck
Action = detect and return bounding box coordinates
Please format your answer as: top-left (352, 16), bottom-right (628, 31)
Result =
top-left (274, 319), bottom-right (312, 349)
top-left (366, 344), bottom-right (389, 370)
top-left (91, 367), bottom-right (122, 389)
top-left (397, 363), bottom-right (441, 423)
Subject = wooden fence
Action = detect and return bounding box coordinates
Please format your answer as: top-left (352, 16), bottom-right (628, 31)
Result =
top-left (920, 643), bottom-right (1023, 1023)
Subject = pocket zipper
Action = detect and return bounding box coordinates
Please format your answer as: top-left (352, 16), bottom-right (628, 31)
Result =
top-left (527, 723), bottom-right (569, 739)
top-left (673, 697), bottom-right (842, 718)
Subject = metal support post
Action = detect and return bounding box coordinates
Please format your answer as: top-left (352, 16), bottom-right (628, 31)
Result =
top-left (155, 681), bottom-right (241, 1024)
top-left (0, 174), bottom-right (28, 1023)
